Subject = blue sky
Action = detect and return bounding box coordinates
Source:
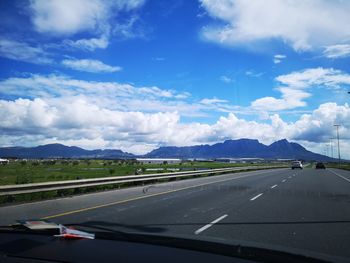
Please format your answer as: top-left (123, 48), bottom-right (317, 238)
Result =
top-left (0, 0), bottom-right (350, 158)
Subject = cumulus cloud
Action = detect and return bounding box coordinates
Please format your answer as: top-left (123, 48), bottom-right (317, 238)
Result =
top-left (0, 38), bottom-right (53, 64)
top-left (323, 44), bottom-right (350, 59)
top-left (200, 0), bottom-right (350, 51)
top-left (30, 0), bottom-right (108, 35)
top-left (292, 103), bottom-right (350, 142)
top-left (251, 67), bottom-right (350, 111)
top-left (1, 97), bottom-right (349, 157)
top-left (251, 89), bottom-right (311, 111)
top-left (0, 98), bottom-right (180, 154)
top-left (0, 74), bottom-right (205, 116)
top-left (61, 58), bottom-right (122, 73)
top-left (29, 0), bottom-right (145, 50)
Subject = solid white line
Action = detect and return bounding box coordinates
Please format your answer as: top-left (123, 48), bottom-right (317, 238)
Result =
top-left (271, 184), bottom-right (278, 189)
top-left (329, 169), bottom-right (350, 183)
top-left (250, 193), bottom-right (263, 201)
top-left (195, 214), bottom-right (228, 235)
top-left (282, 179), bottom-right (286, 182)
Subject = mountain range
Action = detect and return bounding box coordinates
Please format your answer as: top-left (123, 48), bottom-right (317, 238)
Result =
top-left (146, 139), bottom-right (333, 161)
top-left (0, 139), bottom-right (334, 161)
top-left (0, 144), bottom-right (134, 159)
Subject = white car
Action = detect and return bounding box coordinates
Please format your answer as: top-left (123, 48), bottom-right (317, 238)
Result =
top-left (291, 161), bottom-right (303, 169)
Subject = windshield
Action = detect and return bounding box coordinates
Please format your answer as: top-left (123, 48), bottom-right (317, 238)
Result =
top-left (1, 0), bottom-right (350, 261)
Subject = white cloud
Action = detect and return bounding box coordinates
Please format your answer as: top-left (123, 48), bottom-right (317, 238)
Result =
top-left (0, 98), bottom-right (180, 154)
top-left (64, 36), bottom-right (109, 51)
top-left (220, 75), bottom-right (233, 83)
top-left (323, 44), bottom-right (350, 59)
top-left (200, 98), bottom-right (229, 105)
top-left (61, 58), bottom-right (122, 73)
top-left (0, 74), bottom-right (203, 116)
top-left (251, 89), bottom-right (311, 111)
top-left (274, 55), bottom-right (286, 59)
top-left (245, 70), bottom-right (264, 78)
top-left (29, 0), bottom-right (145, 50)
top-left (112, 15), bottom-right (148, 40)
top-left (0, 38), bottom-right (53, 64)
top-left (273, 54), bottom-right (286, 64)
top-left (251, 67), bottom-right (350, 111)
top-left (30, 0), bottom-right (109, 35)
top-left (276, 67), bottom-right (350, 88)
top-left (291, 103), bottom-right (350, 143)
top-left (200, 0), bottom-right (350, 51)
top-left (1, 97), bottom-right (349, 158)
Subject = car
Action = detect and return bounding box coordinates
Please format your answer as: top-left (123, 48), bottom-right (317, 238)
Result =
top-left (315, 162), bottom-right (326, 169)
top-left (291, 161), bottom-right (303, 169)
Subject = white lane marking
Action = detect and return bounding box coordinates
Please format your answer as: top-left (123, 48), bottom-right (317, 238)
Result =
top-left (271, 184), bottom-right (278, 189)
top-left (250, 193), bottom-right (263, 201)
top-left (288, 176), bottom-right (292, 179)
top-left (195, 214), bottom-right (228, 235)
top-left (282, 179), bottom-right (286, 183)
top-left (329, 169), bottom-right (350, 183)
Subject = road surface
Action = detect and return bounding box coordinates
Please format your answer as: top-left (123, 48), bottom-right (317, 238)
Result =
top-left (1, 168), bottom-right (350, 261)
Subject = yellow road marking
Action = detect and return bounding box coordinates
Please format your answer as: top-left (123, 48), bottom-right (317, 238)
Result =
top-left (41, 169), bottom-right (278, 220)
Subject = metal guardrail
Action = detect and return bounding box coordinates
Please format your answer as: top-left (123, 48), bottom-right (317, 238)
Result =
top-left (0, 166), bottom-right (283, 196)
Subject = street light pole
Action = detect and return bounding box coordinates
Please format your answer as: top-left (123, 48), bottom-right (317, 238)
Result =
top-left (334, 124), bottom-right (341, 166)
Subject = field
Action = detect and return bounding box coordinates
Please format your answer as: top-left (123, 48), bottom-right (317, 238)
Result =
top-left (325, 162), bottom-right (350, 171)
top-left (0, 159), bottom-right (275, 186)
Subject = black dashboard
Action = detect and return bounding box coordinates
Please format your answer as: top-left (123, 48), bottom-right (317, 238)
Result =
top-left (0, 231), bottom-right (253, 263)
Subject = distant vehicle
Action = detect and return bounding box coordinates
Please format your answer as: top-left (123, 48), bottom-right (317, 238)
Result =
top-left (291, 161), bottom-right (303, 169)
top-left (315, 162), bottom-right (326, 169)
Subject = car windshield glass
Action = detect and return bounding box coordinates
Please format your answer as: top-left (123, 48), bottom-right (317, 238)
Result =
top-left (0, 0), bottom-right (350, 262)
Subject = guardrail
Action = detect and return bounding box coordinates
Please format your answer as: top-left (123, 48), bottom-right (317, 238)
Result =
top-left (0, 166), bottom-right (284, 196)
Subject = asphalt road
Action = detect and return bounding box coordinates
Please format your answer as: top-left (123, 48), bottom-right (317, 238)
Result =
top-left (1, 168), bottom-right (350, 261)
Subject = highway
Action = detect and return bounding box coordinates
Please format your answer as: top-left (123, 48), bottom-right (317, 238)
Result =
top-left (1, 167), bottom-right (350, 261)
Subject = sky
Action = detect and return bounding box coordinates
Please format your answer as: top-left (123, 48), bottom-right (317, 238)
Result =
top-left (0, 0), bottom-right (350, 158)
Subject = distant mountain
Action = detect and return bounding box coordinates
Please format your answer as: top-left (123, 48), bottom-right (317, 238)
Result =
top-left (0, 144), bottom-right (134, 159)
top-left (0, 139), bottom-right (334, 161)
top-left (145, 139), bottom-right (333, 161)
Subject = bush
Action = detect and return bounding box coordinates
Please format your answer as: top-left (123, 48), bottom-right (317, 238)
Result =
top-left (16, 174), bottom-right (31, 184)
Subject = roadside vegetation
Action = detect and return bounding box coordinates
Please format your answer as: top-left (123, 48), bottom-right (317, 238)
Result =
top-left (0, 159), bottom-right (281, 186)
top-left (325, 162), bottom-right (350, 171)
top-left (0, 159), bottom-right (286, 205)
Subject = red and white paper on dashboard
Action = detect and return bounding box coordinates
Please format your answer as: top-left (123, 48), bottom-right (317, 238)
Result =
top-left (55, 224), bottom-right (95, 239)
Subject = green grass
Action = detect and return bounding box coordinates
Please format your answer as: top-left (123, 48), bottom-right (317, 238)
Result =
top-left (0, 160), bottom-right (286, 205)
top-left (0, 160), bottom-right (137, 185)
top-left (325, 162), bottom-right (350, 171)
top-left (0, 159), bottom-right (282, 185)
